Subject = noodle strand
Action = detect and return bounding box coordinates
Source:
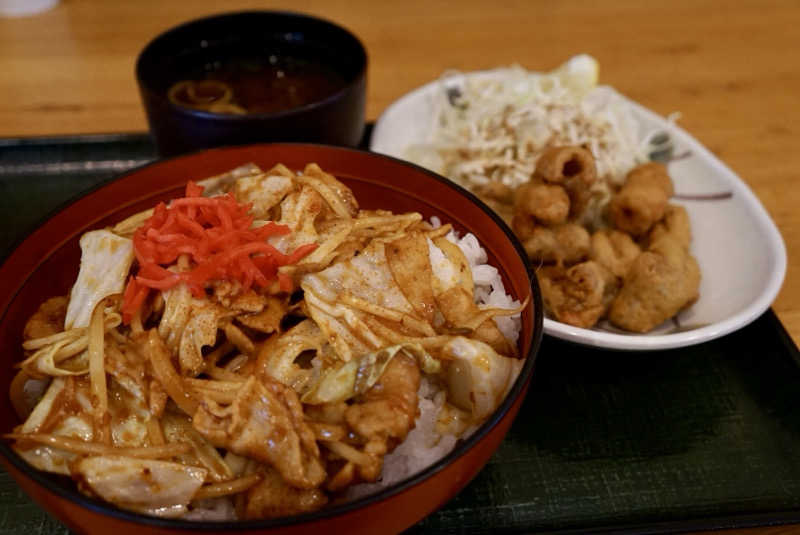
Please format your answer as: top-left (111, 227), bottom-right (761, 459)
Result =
top-left (88, 300), bottom-right (110, 444)
top-left (192, 473), bottom-right (262, 500)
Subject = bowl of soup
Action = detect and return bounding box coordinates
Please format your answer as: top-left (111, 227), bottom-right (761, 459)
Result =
top-left (136, 11), bottom-right (367, 156)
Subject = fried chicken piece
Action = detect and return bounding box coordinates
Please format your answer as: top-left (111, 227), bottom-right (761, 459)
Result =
top-left (609, 162), bottom-right (674, 236)
top-left (511, 210), bottom-right (537, 242)
top-left (193, 375), bottom-right (326, 489)
top-left (608, 235), bottom-right (700, 332)
top-left (538, 261), bottom-right (617, 328)
top-left (23, 296), bottom-right (68, 341)
top-left (534, 146), bottom-right (597, 186)
top-left (534, 146), bottom-right (597, 219)
top-left (648, 204), bottom-right (691, 250)
top-left (590, 229), bottom-right (642, 279)
top-left (554, 223), bottom-right (592, 264)
top-left (513, 180), bottom-right (570, 226)
top-left (242, 466), bottom-right (327, 520)
top-left (521, 223), bottom-right (591, 265)
top-left (474, 181), bottom-right (515, 205)
top-left (520, 225), bottom-right (556, 261)
top-left (627, 161), bottom-right (674, 194)
top-left (512, 149), bottom-right (594, 266)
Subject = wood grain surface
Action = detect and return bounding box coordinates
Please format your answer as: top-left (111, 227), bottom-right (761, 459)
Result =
top-left (1, 1), bottom-right (799, 534)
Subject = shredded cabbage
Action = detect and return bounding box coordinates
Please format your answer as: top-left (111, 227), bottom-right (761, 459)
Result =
top-left (64, 230), bottom-right (134, 329)
top-left (404, 55), bottom-right (651, 224)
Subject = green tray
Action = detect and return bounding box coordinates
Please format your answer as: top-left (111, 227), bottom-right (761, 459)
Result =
top-left (1, 133), bottom-right (800, 534)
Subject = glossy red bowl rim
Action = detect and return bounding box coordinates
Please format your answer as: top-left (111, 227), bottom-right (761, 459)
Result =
top-left (0, 144), bottom-right (543, 531)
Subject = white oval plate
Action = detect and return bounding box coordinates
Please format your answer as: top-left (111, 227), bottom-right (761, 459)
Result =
top-left (370, 72), bottom-right (787, 351)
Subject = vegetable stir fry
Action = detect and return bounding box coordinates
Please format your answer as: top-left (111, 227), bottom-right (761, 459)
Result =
top-left (9, 163), bottom-right (525, 520)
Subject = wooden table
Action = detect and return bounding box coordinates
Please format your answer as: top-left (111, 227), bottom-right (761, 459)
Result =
top-left (1, 1), bottom-right (799, 534)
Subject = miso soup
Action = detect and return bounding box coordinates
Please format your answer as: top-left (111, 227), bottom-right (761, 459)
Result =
top-left (167, 53), bottom-right (347, 115)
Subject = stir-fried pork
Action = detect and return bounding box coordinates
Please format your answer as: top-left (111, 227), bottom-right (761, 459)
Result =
top-left (10, 161), bottom-right (525, 521)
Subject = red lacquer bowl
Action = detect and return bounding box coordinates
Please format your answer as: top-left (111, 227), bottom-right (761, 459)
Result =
top-left (0, 144), bottom-right (543, 535)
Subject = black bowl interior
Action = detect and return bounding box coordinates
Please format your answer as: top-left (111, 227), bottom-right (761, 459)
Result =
top-left (136, 10), bottom-right (367, 111)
